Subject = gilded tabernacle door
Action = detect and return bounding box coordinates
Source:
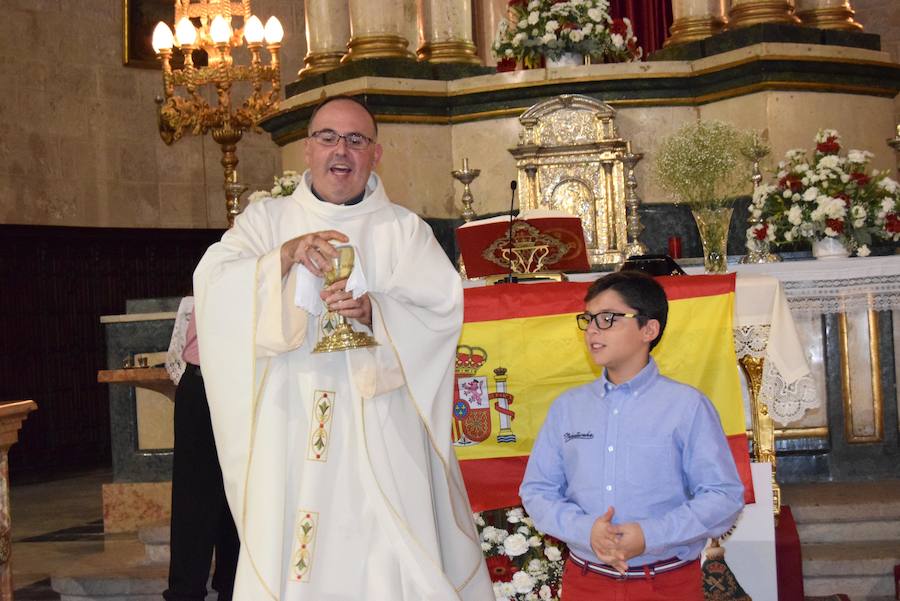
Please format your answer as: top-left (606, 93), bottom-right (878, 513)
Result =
top-left (509, 95), bottom-right (631, 266)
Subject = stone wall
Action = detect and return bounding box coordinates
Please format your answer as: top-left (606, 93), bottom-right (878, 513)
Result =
top-left (853, 0), bottom-right (900, 122)
top-left (0, 0), bottom-right (306, 229)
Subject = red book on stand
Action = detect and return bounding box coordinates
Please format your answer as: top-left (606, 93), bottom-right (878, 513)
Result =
top-left (456, 211), bottom-right (590, 278)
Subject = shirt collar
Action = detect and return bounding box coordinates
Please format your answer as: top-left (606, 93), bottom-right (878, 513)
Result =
top-left (310, 183), bottom-right (365, 206)
top-left (599, 357), bottom-right (659, 398)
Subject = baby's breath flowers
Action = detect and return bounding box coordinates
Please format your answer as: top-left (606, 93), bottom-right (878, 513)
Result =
top-left (653, 120), bottom-right (754, 209)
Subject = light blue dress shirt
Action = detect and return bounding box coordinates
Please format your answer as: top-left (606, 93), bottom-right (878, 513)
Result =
top-left (519, 357), bottom-right (745, 566)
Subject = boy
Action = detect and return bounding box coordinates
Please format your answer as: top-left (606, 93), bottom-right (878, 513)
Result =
top-left (519, 271), bottom-right (745, 600)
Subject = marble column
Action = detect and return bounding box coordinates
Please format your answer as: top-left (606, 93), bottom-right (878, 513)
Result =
top-left (795, 0), bottom-right (863, 30)
top-left (418, 0), bottom-right (481, 64)
top-left (474, 0), bottom-right (507, 66)
top-left (727, 0), bottom-right (801, 29)
top-left (345, 0), bottom-right (416, 61)
top-left (665, 0), bottom-right (727, 46)
top-left (299, 0), bottom-right (351, 78)
top-left (0, 400), bottom-right (37, 601)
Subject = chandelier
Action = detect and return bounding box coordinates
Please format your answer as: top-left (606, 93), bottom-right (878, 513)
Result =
top-left (151, 0), bottom-right (284, 227)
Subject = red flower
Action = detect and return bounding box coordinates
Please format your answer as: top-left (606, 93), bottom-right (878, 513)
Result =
top-left (850, 172), bottom-right (870, 186)
top-left (508, 0), bottom-right (527, 6)
top-left (486, 555), bottom-right (518, 582)
top-left (886, 213), bottom-right (900, 234)
top-left (560, 20), bottom-right (579, 30)
top-left (816, 136), bottom-right (840, 154)
top-left (826, 218), bottom-right (844, 234)
top-left (778, 175), bottom-right (803, 193)
top-left (610, 19), bottom-right (629, 36)
top-left (753, 224), bottom-right (769, 241)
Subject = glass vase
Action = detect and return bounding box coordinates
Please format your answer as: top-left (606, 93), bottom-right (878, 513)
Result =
top-left (691, 206), bottom-right (734, 273)
top-left (811, 236), bottom-right (850, 259)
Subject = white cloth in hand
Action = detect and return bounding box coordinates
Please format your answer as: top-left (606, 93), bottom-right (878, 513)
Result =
top-left (292, 245), bottom-right (369, 315)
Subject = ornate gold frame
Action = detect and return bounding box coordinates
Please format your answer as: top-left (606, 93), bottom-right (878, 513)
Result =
top-left (509, 95), bottom-right (630, 266)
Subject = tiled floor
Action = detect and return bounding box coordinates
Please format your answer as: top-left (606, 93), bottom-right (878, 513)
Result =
top-left (10, 468), bottom-right (148, 600)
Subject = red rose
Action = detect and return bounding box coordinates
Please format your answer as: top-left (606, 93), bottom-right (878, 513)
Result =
top-left (486, 555), bottom-right (518, 582)
top-left (886, 213), bottom-right (900, 233)
top-left (826, 218), bottom-right (844, 234)
top-left (560, 20), bottom-right (578, 30)
top-left (816, 136), bottom-right (840, 154)
top-left (610, 19), bottom-right (628, 35)
top-left (753, 223), bottom-right (769, 241)
top-left (850, 172), bottom-right (870, 186)
top-left (778, 175), bottom-right (803, 193)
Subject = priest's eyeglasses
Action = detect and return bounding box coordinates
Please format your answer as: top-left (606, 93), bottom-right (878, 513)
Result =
top-left (310, 129), bottom-right (375, 150)
top-left (575, 311), bottom-right (639, 331)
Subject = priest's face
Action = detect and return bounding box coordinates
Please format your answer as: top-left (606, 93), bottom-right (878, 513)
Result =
top-left (305, 99), bottom-right (383, 205)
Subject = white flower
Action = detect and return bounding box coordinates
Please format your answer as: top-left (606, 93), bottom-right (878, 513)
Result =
top-left (824, 227), bottom-right (839, 237)
top-left (474, 512), bottom-right (486, 526)
top-left (518, 19), bottom-right (528, 29)
top-left (802, 186), bottom-right (819, 201)
top-left (540, 32), bottom-right (557, 44)
top-left (783, 189), bottom-right (792, 198)
top-left (505, 48), bottom-right (513, 56)
top-left (539, 585), bottom-right (553, 600)
top-left (271, 184), bottom-right (283, 196)
top-left (528, 0), bottom-right (540, 8)
top-left (878, 177), bottom-right (899, 194)
top-left (795, 163), bottom-right (810, 172)
top-left (818, 154), bottom-right (840, 170)
top-left (503, 533), bottom-right (530, 557)
top-left (481, 541), bottom-right (491, 552)
top-left (787, 204), bottom-right (804, 226)
top-left (544, 545), bottom-right (562, 561)
top-left (587, 7), bottom-right (604, 21)
top-left (840, 173), bottom-right (850, 183)
top-left (881, 198), bottom-right (896, 213)
top-left (568, 29), bottom-right (584, 42)
top-left (499, 582), bottom-right (517, 596)
top-left (583, 22), bottom-right (593, 34)
top-left (512, 570), bottom-right (536, 594)
top-left (611, 33), bottom-right (624, 47)
top-left (525, 593), bottom-right (538, 601)
top-left (528, 535), bottom-right (542, 547)
top-left (857, 244), bottom-right (871, 257)
top-left (507, 507), bottom-right (524, 523)
top-left (527, 558), bottom-right (546, 574)
top-left (528, 10), bottom-right (540, 24)
top-left (847, 149), bottom-right (873, 164)
top-left (545, 20), bottom-right (559, 32)
top-left (512, 32), bottom-right (527, 46)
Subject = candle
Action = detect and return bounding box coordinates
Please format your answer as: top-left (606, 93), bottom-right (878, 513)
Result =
top-left (463, 157), bottom-right (469, 171)
top-left (667, 236), bottom-right (682, 259)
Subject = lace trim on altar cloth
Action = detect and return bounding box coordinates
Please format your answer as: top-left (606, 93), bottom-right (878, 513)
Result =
top-left (734, 324), bottom-right (819, 425)
top-left (782, 275), bottom-right (900, 315)
top-left (165, 297), bottom-right (194, 385)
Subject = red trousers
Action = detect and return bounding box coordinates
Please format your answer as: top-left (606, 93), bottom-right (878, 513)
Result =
top-left (560, 558), bottom-right (703, 601)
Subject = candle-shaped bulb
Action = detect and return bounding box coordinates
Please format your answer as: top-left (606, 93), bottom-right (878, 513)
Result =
top-left (463, 158), bottom-right (469, 171)
top-left (152, 22), bottom-right (174, 53)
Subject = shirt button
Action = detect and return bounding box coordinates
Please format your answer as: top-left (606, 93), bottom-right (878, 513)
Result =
top-left (607, 445), bottom-right (614, 452)
top-left (605, 485), bottom-right (613, 491)
top-left (613, 409), bottom-right (619, 415)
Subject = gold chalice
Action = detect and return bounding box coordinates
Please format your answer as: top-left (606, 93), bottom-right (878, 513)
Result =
top-left (312, 245), bottom-right (378, 353)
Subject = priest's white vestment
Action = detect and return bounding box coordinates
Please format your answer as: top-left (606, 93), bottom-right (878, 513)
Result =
top-left (193, 172), bottom-right (493, 601)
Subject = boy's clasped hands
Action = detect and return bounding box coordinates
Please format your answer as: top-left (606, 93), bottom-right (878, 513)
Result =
top-left (590, 506), bottom-right (645, 574)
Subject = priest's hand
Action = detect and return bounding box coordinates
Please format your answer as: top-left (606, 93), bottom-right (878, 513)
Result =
top-left (281, 230), bottom-right (349, 277)
top-left (590, 506), bottom-right (627, 573)
top-left (321, 279), bottom-right (372, 328)
top-left (611, 522), bottom-right (646, 563)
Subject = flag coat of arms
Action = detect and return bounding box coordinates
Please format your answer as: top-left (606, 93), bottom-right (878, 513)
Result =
top-left (454, 274), bottom-right (754, 511)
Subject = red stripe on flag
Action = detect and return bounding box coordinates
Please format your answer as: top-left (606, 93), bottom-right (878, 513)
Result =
top-left (728, 433), bottom-right (756, 505)
top-left (459, 456), bottom-right (529, 512)
top-left (459, 439), bottom-right (754, 511)
top-left (464, 274), bottom-right (736, 323)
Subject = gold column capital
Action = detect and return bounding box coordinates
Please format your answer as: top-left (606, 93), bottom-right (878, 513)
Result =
top-left (344, 34), bottom-right (415, 61)
top-left (665, 15), bottom-right (727, 46)
top-left (298, 52), bottom-right (346, 78)
top-left (797, 4), bottom-right (863, 30)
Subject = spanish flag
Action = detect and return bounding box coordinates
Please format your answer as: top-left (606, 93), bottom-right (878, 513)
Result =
top-left (453, 274), bottom-right (753, 511)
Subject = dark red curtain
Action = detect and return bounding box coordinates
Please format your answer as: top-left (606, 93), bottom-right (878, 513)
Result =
top-left (609, 0), bottom-right (673, 56)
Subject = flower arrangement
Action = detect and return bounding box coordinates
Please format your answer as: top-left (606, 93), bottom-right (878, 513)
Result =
top-left (653, 120), bottom-right (754, 209)
top-left (492, 0), bottom-right (642, 69)
top-left (747, 130), bottom-right (900, 256)
top-left (476, 507), bottom-right (566, 601)
top-left (247, 169), bottom-right (303, 203)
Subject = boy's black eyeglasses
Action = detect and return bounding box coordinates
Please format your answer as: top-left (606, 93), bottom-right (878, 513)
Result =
top-left (310, 129), bottom-right (375, 150)
top-left (576, 311), bottom-right (639, 331)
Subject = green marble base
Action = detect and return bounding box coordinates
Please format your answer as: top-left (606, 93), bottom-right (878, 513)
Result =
top-left (649, 23), bottom-right (880, 62)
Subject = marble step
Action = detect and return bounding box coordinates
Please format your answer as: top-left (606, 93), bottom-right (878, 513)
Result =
top-left (798, 519), bottom-right (900, 544)
top-left (784, 481), bottom-right (900, 525)
top-left (137, 523), bottom-right (169, 564)
top-left (801, 540), bottom-right (900, 600)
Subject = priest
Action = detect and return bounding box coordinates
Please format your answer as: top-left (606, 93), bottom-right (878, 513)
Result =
top-left (193, 96), bottom-right (492, 601)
